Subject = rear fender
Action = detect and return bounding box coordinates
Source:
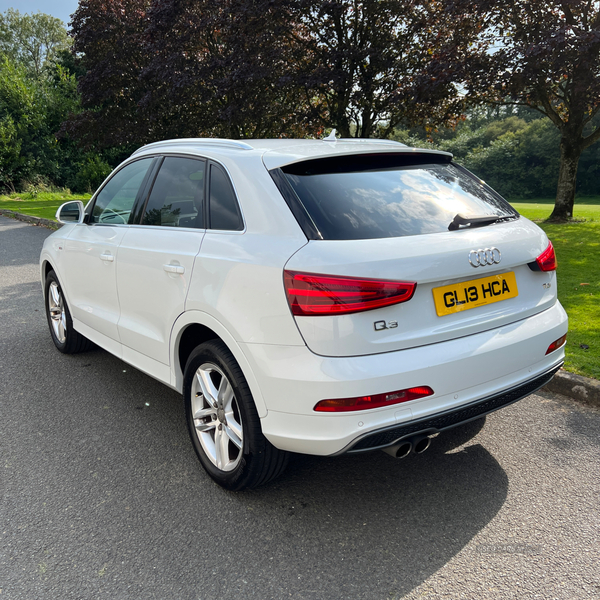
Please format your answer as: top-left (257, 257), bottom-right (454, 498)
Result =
top-left (170, 310), bottom-right (268, 417)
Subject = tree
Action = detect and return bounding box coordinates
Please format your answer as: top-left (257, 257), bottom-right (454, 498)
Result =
top-left (444, 0), bottom-right (600, 220)
top-left (68, 0), bottom-right (469, 145)
top-left (0, 9), bottom-right (71, 78)
top-left (142, 0), bottom-right (319, 138)
top-left (0, 53), bottom-right (81, 190)
top-left (67, 0), bottom-right (318, 143)
top-left (297, 0), bottom-right (469, 138)
top-left (66, 0), bottom-right (153, 149)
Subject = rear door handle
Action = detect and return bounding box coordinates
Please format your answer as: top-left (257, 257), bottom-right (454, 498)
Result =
top-left (100, 252), bottom-right (114, 262)
top-left (163, 264), bottom-right (185, 274)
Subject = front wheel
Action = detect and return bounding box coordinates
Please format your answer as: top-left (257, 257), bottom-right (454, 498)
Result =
top-left (183, 340), bottom-right (289, 490)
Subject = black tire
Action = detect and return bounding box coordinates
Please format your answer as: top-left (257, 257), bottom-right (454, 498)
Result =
top-left (44, 270), bottom-right (94, 354)
top-left (184, 340), bottom-right (289, 491)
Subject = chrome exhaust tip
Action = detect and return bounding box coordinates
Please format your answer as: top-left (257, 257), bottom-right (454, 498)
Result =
top-left (383, 440), bottom-right (413, 459)
top-left (412, 434), bottom-right (431, 454)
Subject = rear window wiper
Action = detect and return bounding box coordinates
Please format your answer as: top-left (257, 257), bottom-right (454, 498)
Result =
top-left (448, 213), bottom-right (503, 231)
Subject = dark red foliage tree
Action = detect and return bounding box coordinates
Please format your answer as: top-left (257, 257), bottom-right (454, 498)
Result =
top-left (141, 0), bottom-right (320, 139)
top-left (66, 0), bottom-right (153, 149)
top-left (65, 0), bottom-right (468, 148)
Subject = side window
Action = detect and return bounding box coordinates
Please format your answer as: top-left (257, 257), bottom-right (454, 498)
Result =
top-left (141, 157), bottom-right (206, 228)
top-left (91, 158), bottom-right (153, 224)
top-left (209, 163), bottom-right (243, 231)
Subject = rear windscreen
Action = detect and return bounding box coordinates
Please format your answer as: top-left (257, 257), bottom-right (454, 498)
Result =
top-left (279, 154), bottom-right (518, 240)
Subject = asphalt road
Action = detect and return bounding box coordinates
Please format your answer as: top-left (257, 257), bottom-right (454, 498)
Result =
top-left (1, 215), bottom-right (599, 600)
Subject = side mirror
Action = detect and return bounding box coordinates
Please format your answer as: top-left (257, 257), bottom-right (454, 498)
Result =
top-left (56, 201), bottom-right (85, 224)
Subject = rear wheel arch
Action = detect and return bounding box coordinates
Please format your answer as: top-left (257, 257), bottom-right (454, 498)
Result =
top-left (171, 312), bottom-right (268, 417)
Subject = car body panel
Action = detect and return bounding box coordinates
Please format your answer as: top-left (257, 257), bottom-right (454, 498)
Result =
top-left (184, 230), bottom-right (307, 345)
top-left (62, 223), bottom-right (129, 342)
top-left (248, 301), bottom-right (567, 454)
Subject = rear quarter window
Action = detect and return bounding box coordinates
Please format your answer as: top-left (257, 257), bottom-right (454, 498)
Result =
top-left (209, 163), bottom-right (243, 231)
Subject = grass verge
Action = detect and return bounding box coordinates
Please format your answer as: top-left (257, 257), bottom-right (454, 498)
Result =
top-left (509, 197), bottom-right (599, 380)
top-left (0, 192), bottom-right (92, 221)
top-left (2, 192), bottom-right (597, 379)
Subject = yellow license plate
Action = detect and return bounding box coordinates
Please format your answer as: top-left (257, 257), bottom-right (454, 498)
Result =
top-left (432, 272), bottom-right (518, 317)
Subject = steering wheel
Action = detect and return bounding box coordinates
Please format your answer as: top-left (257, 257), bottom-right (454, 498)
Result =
top-left (99, 208), bottom-right (127, 224)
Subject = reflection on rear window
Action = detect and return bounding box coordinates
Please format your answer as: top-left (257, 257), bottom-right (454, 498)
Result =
top-left (281, 155), bottom-right (517, 240)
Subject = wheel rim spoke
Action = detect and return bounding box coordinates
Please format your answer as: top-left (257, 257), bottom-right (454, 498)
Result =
top-left (195, 369), bottom-right (218, 408)
top-left (48, 282), bottom-right (66, 343)
top-left (225, 423), bottom-right (243, 449)
top-left (218, 377), bottom-right (234, 408)
top-left (195, 421), bottom-right (216, 433)
top-left (57, 320), bottom-right (66, 342)
top-left (214, 426), bottom-right (230, 469)
top-left (49, 282), bottom-right (60, 306)
top-left (193, 406), bottom-right (215, 421)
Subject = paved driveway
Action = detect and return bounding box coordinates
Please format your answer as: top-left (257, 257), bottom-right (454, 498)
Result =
top-left (1, 215), bottom-right (599, 599)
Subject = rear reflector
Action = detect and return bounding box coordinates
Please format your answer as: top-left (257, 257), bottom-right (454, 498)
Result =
top-left (535, 241), bottom-right (557, 271)
top-left (546, 334), bottom-right (567, 355)
top-left (284, 271), bottom-right (416, 316)
top-left (314, 386), bottom-right (434, 412)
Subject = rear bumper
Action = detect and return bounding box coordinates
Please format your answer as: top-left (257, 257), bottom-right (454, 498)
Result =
top-left (342, 363), bottom-right (561, 454)
top-left (240, 301), bottom-right (568, 455)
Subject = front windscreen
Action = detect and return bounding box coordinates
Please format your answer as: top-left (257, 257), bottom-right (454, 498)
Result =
top-left (280, 154), bottom-right (518, 240)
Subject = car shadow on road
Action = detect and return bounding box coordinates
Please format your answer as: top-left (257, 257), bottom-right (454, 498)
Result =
top-left (3, 327), bottom-right (509, 600)
top-left (239, 419), bottom-right (505, 600)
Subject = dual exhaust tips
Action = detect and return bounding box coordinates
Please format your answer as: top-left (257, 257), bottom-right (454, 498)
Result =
top-left (383, 434), bottom-right (431, 459)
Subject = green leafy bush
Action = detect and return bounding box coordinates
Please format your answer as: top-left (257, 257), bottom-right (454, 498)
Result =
top-left (72, 154), bottom-right (112, 193)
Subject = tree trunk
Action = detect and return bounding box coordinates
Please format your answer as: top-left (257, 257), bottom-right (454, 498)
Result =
top-left (550, 137), bottom-right (582, 221)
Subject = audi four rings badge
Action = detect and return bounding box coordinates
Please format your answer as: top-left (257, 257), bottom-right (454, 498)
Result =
top-left (469, 247), bottom-right (501, 267)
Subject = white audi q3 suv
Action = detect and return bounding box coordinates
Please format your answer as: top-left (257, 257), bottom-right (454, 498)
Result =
top-left (40, 137), bottom-right (568, 490)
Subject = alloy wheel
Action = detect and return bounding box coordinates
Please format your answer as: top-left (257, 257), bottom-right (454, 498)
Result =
top-left (48, 281), bottom-right (67, 344)
top-left (191, 362), bottom-right (244, 472)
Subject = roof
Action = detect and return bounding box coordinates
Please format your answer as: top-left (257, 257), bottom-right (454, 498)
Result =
top-left (131, 138), bottom-right (452, 170)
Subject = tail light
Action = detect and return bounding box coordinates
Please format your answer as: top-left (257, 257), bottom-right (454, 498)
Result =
top-left (314, 386), bottom-right (434, 412)
top-left (546, 334), bottom-right (567, 355)
top-left (531, 241), bottom-right (557, 272)
top-left (284, 271), bottom-right (416, 316)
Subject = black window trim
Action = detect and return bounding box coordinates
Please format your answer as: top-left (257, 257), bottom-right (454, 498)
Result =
top-left (269, 168), bottom-right (322, 241)
top-left (122, 152), bottom-right (246, 233)
top-left (130, 156), bottom-right (164, 225)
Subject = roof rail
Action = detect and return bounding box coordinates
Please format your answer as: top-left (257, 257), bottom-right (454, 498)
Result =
top-left (336, 138), bottom-right (406, 146)
top-left (132, 138), bottom-right (254, 155)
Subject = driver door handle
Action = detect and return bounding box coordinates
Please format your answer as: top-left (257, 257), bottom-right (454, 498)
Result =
top-left (100, 252), bottom-right (114, 262)
top-left (163, 264), bottom-right (185, 274)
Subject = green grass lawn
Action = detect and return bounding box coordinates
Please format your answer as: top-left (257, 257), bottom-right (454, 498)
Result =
top-left (509, 197), bottom-right (599, 380)
top-left (2, 191), bottom-right (597, 379)
top-left (0, 192), bottom-right (92, 220)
